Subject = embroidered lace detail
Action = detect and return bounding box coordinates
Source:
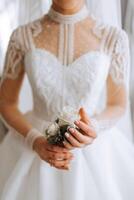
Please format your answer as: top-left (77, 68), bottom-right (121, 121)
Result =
top-left (1, 5), bottom-right (129, 86)
top-left (92, 20), bottom-right (130, 86)
top-left (109, 30), bottom-right (130, 85)
top-left (92, 19), bottom-right (106, 39)
top-left (28, 19), bottom-right (42, 37)
top-left (24, 50), bottom-right (110, 121)
top-left (0, 19), bottom-right (42, 84)
top-left (0, 6), bottom-right (130, 136)
top-left (1, 29), bottom-right (24, 81)
top-left (90, 112), bottom-right (123, 135)
top-left (33, 15), bottom-right (101, 66)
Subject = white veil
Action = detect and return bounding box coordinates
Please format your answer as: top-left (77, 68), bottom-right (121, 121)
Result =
top-left (86, 0), bottom-right (121, 27)
top-left (18, 0), bottom-right (51, 24)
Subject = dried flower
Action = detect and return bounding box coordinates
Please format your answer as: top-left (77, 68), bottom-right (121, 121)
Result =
top-left (44, 106), bottom-right (80, 146)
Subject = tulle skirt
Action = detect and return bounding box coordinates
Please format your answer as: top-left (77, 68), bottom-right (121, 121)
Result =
top-left (0, 110), bottom-right (134, 200)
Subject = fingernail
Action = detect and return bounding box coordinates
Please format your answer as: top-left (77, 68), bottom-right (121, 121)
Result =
top-left (63, 141), bottom-right (67, 147)
top-left (65, 132), bottom-right (70, 138)
top-left (69, 128), bottom-right (74, 133)
top-left (75, 120), bottom-right (79, 125)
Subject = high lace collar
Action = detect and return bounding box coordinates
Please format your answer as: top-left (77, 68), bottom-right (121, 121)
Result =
top-left (48, 5), bottom-right (89, 24)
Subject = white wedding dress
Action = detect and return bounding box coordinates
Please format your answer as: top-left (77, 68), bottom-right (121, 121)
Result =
top-left (0, 5), bottom-right (134, 200)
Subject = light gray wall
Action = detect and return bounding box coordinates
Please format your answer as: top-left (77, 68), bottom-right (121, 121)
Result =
top-left (121, 0), bottom-right (128, 26)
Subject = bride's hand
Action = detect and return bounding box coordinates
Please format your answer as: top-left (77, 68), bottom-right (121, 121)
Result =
top-left (63, 107), bottom-right (97, 150)
top-left (33, 137), bottom-right (74, 170)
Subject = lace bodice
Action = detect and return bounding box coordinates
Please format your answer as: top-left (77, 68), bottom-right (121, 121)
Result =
top-left (0, 5), bottom-right (130, 134)
top-left (0, 6), bottom-right (129, 83)
top-left (24, 48), bottom-right (110, 121)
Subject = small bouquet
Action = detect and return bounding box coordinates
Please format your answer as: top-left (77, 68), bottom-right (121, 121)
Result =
top-left (44, 106), bottom-right (80, 146)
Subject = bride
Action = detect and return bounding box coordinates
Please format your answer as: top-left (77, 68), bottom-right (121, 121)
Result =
top-left (0, 0), bottom-right (134, 199)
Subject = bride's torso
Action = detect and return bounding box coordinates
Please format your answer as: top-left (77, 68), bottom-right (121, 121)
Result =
top-left (25, 48), bottom-right (110, 122)
top-left (8, 6), bottom-right (122, 122)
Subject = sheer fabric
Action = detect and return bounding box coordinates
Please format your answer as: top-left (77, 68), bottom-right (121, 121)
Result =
top-left (0, 10), bottom-right (129, 83)
top-left (0, 6), bottom-right (130, 136)
top-left (86, 0), bottom-right (133, 139)
top-left (86, 0), bottom-right (121, 26)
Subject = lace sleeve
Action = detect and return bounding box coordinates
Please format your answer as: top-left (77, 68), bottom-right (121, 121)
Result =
top-left (89, 29), bottom-right (130, 135)
top-left (0, 28), bottom-right (25, 85)
top-left (109, 29), bottom-right (130, 86)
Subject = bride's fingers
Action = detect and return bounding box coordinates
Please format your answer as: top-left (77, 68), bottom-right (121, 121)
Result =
top-left (47, 158), bottom-right (71, 170)
top-left (46, 144), bottom-right (69, 153)
top-left (68, 128), bottom-right (93, 144)
top-left (63, 140), bottom-right (75, 150)
top-left (79, 107), bottom-right (90, 124)
top-left (74, 120), bottom-right (97, 138)
top-left (55, 164), bottom-right (70, 170)
top-left (64, 132), bottom-right (84, 148)
top-left (50, 159), bottom-right (71, 169)
top-left (47, 151), bottom-right (73, 161)
top-left (55, 165), bottom-right (70, 170)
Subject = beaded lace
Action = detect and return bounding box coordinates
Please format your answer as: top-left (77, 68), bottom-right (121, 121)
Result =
top-left (0, 5), bottom-right (130, 136)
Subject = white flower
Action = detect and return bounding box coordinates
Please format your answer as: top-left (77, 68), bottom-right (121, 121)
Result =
top-left (45, 106), bottom-right (80, 144)
top-left (46, 122), bottom-right (59, 137)
top-left (58, 118), bottom-right (76, 128)
top-left (59, 105), bottom-right (80, 124)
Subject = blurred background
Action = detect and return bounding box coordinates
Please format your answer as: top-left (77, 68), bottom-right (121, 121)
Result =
top-left (0, 0), bottom-right (134, 141)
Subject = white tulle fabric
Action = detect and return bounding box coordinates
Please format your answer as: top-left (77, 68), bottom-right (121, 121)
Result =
top-left (1, 7), bottom-right (134, 200)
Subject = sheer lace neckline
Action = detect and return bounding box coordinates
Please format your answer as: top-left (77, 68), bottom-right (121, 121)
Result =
top-left (48, 5), bottom-right (89, 24)
top-left (46, 5), bottom-right (96, 66)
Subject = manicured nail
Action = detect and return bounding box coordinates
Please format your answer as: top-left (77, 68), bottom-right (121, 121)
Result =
top-left (75, 120), bottom-right (79, 125)
top-left (69, 128), bottom-right (74, 133)
top-left (63, 141), bottom-right (67, 147)
top-left (65, 132), bottom-right (70, 138)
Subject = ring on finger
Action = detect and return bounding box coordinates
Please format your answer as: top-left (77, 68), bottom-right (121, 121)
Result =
top-left (56, 158), bottom-right (64, 161)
